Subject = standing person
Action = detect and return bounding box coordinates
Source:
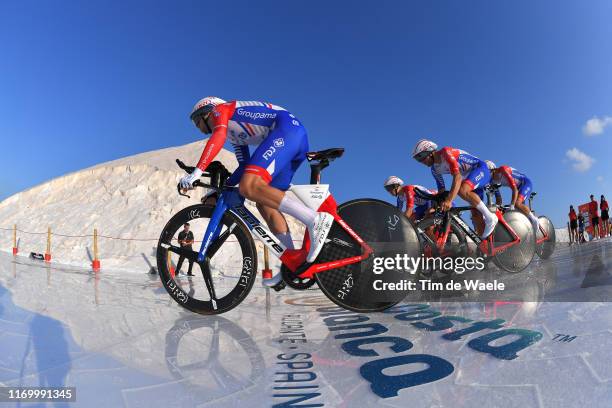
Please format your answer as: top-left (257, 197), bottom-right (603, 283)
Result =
top-left (589, 195), bottom-right (600, 239)
top-left (569, 205), bottom-right (578, 243)
top-left (578, 213), bottom-right (585, 243)
top-left (176, 223), bottom-right (195, 276)
top-left (601, 195), bottom-right (609, 237)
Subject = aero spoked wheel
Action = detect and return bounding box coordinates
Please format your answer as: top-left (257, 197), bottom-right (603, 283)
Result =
top-left (535, 216), bottom-right (556, 260)
top-left (314, 199), bottom-right (421, 312)
top-left (157, 204), bottom-right (257, 315)
top-left (492, 210), bottom-right (535, 273)
top-left (417, 217), bottom-right (469, 275)
top-left (164, 315), bottom-right (265, 399)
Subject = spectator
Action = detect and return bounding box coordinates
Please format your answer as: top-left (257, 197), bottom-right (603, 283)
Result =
top-left (589, 195), bottom-right (600, 239)
top-left (601, 195), bottom-right (609, 237)
top-left (176, 223), bottom-right (195, 276)
top-left (578, 213), bottom-right (586, 243)
top-left (569, 205), bottom-right (578, 243)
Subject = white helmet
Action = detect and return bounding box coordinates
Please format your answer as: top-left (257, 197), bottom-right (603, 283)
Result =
top-left (384, 176), bottom-right (404, 189)
top-left (190, 96), bottom-right (226, 124)
top-left (485, 160), bottom-right (497, 171)
top-left (412, 139), bottom-right (438, 160)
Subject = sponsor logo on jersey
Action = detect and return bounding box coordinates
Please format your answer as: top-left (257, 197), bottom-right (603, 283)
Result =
top-left (263, 146), bottom-right (276, 160)
top-left (236, 108), bottom-right (277, 120)
top-left (273, 138), bottom-right (284, 148)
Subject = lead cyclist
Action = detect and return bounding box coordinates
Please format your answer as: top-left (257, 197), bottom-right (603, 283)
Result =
top-left (180, 97), bottom-right (334, 287)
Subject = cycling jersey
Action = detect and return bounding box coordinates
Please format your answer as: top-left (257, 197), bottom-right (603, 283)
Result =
top-left (195, 100), bottom-right (308, 191)
top-left (491, 166), bottom-right (532, 201)
top-left (431, 147), bottom-right (490, 191)
top-left (396, 185), bottom-right (436, 219)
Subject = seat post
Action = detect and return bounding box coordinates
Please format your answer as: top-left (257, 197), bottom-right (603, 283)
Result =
top-left (309, 159), bottom-right (329, 184)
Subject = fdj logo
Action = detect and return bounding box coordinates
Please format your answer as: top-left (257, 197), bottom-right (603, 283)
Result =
top-left (273, 138), bottom-right (284, 148)
top-left (263, 146), bottom-right (276, 160)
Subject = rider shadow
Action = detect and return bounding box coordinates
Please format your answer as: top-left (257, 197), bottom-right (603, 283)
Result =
top-left (163, 314), bottom-right (266, 405)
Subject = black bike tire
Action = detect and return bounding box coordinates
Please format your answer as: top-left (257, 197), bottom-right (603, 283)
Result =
top-left (156, 204), bottom-right (258, 315)
top-left (314, 198), bottom-right (421, 313)
top-left (417, 216), bottom-right (470, 275)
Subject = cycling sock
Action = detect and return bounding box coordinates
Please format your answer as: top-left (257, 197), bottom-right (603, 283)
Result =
top-left (476, 201), bottom-right (494, 220)
top-left (276, 231), bottom-right (295, 250)
top-left (279, 195), bottom-right (317, 227)
top-left (528, 213), bottom-right (539, 225)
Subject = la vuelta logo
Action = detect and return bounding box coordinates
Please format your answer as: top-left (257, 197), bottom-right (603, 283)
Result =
top-left (318, 303), bottom-right (542, 398)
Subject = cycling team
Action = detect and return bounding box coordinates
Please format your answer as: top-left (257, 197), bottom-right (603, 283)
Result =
top-left (181, 97), bottom-right (545, 285)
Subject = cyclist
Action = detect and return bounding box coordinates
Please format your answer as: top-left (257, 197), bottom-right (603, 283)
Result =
top-left (486, 162), bottom-right (541, 231)
top-left (383, 176), bottom-right (436, 221)
top-left (412, 139), bottom-right (498, 238)
top-left (180, 97), bottom-right (334, 286)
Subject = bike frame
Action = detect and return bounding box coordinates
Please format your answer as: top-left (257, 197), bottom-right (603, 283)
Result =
top-left (423, 205), bottom-right (521, 258)
top-left (196, 186), bottom-right (373, 281)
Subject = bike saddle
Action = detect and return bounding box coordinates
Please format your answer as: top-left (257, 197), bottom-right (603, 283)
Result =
top-left (486, 183), bottom-right (502, 190)
top-left (306, 148), bottom-right (345, 162)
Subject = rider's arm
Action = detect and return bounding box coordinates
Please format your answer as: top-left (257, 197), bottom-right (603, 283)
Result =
top-left (404, 186), bottom-right (414, 219)
top-left (431, 166), bottom-right (446, 192)
top-left (495, 189), bottom-right (503, 206)
top-left (440, 147), bottom-right (461, 201)
top-left (195, 104), bottom-right (234, 172)
top-left (500, 166), bottom-right (518, 206)
top-left (448, 173), bottom-right (462, 202)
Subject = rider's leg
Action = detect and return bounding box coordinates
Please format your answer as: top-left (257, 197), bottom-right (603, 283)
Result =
top-left (459, 162), bottom-right (497, 238)
top-left (255, 202), bottom-right (295, 249)
top-left (240, 115), bottom-right (333, 266)
top-left (470, 188), bottom-right (485, 236)
top-left (516, 180), bottom-right (539, 230)
top-left (471, 209), bottom-right (484, 236)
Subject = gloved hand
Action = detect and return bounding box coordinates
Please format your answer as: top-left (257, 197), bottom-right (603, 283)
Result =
top-left (180, 168), bottom-right (203, 190)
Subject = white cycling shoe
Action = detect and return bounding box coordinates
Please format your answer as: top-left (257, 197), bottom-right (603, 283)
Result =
top-left (481, 215), bottom-right (498, 239)
top-left (306, 212), bottom-right (334, 263)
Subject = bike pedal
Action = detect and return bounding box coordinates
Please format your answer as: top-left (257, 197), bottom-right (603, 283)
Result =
top-left (272, 281), bottom-right (286, 292)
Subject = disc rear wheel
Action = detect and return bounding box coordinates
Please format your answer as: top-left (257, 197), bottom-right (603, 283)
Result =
top-left (314, 199), bottom-right (421, 312)
top-left (492, 210), bottom-right (535, 272)
top-left (535, 216), bottom-right (556, 259)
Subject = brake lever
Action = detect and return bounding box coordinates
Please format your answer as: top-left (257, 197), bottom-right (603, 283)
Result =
top-left (177, 183), bottom-right (192, 198)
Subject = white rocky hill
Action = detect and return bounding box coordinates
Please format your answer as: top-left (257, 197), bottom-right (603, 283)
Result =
top-left (0, 141), bottom-right (304, 272)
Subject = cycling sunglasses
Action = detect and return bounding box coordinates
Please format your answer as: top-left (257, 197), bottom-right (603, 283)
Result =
top-left (414, 151), bottom-right (432, 162)
top-left (192, 112), bottom-right (211, 127)
top-left (384, 184), bottom-right (398, 192)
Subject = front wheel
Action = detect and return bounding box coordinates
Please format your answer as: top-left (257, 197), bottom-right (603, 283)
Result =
top-left (492, 210), bottom-right (535, 272)
top-left (314, 199), bottom-right (422, 312)
top-left (156, 204), bottom-right (258, 315)
top-left (535, 216), bottom-right (556, 259)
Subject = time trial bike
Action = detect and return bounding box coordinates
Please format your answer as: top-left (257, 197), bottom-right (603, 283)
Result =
top-left (156, 148), bottom-right (420, 315)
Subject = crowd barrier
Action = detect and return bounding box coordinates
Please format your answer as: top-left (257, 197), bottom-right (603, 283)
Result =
top-left (1, 225), bottom-right (300, 275)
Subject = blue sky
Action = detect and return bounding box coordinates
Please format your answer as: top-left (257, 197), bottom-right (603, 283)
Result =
top-left (1, 0), bottom-right (611, 226)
